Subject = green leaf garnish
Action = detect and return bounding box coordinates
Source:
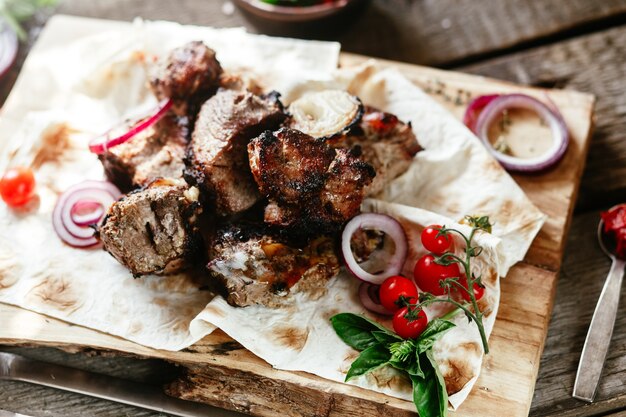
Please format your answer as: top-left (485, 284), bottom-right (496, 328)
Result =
top-left (330, 313), bottom-right (397, 351)
top-left (345, 344), bottom-right (390, 382)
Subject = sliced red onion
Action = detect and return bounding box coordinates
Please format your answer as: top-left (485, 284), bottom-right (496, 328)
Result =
top-left (473, 93), bottom-right (570, 173)
top-left (359, 282), bottom-right (394, 315)
top-left (70, 201), bottom-right (105, 227)
top-left (341, 213), bottom-right (408, 285)
top-left (0, 21), bottom-right (18, 80)
top-left (52, 180), bottom-right (121, 248)
top-left (88, 98), bottom-right (173, 155)
top-left (463, 94), bottom-right (500, 133)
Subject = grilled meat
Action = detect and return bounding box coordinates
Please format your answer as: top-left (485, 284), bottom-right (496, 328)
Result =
top-left (99, 114), bottom-right (189, 193)
top-left (149, 41), bottom-right (223, 116)
top-left (248, 128), bottom-right (375, 234)
top-left (99, 179), bottom-right (202, 276)
top-left (248, 128), bottom-right (334, 204)
top-left (208, 224), bottom-right (339, 307)
top-left (343, 107), bottom-right (421, 196)
top-left (185, 89), bottom-right (286, 216)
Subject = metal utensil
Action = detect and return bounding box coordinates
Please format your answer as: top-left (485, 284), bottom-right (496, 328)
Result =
top-left (572, 214), bottom-right (626, 402)
top-left (0, 352), bottom-right (242, 417)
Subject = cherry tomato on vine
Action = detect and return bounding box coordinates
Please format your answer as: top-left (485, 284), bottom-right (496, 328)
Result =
top-left (379, 275), bottom-right (419, 312)
top-left (0, 166), bottom-right (36, 208)
top-left (459, 276), bottom-right (485, 302)
top-left (392, 306), bottom-right (428, 339)
top-left (413, 254), bottom-right (461, 296)
top-left (421, 224), bottom-right (453, 255)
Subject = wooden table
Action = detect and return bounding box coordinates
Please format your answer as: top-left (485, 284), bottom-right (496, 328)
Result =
top-left (1, 1), bottom-right (625, 416)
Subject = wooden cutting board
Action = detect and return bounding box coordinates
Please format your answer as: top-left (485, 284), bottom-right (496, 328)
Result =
top-left (0, 21), bottom-right (594, 417)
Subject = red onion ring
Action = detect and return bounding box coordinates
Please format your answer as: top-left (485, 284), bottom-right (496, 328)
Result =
top-left (341, 213), bottom-right (408, 285)
top-left (463, 94), bottom-right (500, 133)
top-left (472, 93), bottom-right (570, 173)
top-left (88, 98), bottom-right (173, 155)
top-left (0, 21), bottom-right (18, 81)
top-left (70, 200), bottom-right (105, 227)
top-left (52, 181), bottom-right (121, 248)
top-left (359, 282), bottom-right (394, 315)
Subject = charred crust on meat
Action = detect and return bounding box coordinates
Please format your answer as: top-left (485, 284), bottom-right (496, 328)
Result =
top-left (98, 178), bottom-right (203, 276)
top-left (248, 127), bottom-right (375, 236)
top-left (184, 89), bottom-right (286, 216)
top-left (149, 41), bottom-right (223, 117)
top-left (207, 223), bottom-right (340, 307)
top-left (99, 114), bottom-right (190, 193)
top-left (261, 90), bottom-right (285, 112)
top-left (335, 106), bottom-right (422, 196)
top-left (248, 128), bottom-right (335, 206)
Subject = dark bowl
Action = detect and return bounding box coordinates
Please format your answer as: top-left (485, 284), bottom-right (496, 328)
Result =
top-left (232, 0), bottom-right (358, 22)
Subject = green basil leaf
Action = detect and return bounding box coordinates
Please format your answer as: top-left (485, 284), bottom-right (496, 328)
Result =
top-left (403, 356), bottom-right (424, 378)
top-left (416, 319), bottom-right (455, 353)
top-left (345, 344), bottom-right (391, 382)
top-left (372, 330), bottom-right (403, 345)
top-left (410, 350), bottom-right (448, 417)
top-left (331, 313), bottom-right (396, 351)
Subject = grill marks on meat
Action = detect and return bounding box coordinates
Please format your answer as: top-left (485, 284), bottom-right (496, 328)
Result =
top-left (185, 89), bottom-right (286, 216)
top-left (99, 114), bottom-right (189, 193)
top-left (248, 128), bottom-right (334, 204)
top-left (149, 41), bottom-right (223, 116)
top-left (343, 107), bottom-right (421, 196)
top-left (208, 224), bottom-right (339, 307)
top-left (248, 128), bottom-right (375, 235)
top-left (99, 179), bottom-right (202, 276)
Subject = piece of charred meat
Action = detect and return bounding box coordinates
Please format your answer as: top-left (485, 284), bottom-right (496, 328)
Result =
top-left (99, 114), bottom-right (189, 193)
top-left (149, 41), bottom-right (223, 116)
top-left (248, 128), bottom-right (375, 235)
top-left (208, 224), bottom-right (339, 307)
top-left (287, 90), bottom-right (363, 141)
top-left (185, 89), bottom-right (286, 216)
top-left (343, 106), bottom-right (421, 196)
top-left (98, 179), bottom-right (202, 277)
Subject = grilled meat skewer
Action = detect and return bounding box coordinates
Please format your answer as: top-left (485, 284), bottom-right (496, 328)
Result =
top-left (185, 89), bottom-right (286, 216)
top-left (149, 41), bottom-right (223, 117)
top-left (248, 127), bottom-right (375, 235)
top-left (98, 179), bottom-right (202, 277)
top-left (208, 224), bottom-right (339, 307)
top-left (99, 114), bottom-right (190, 193)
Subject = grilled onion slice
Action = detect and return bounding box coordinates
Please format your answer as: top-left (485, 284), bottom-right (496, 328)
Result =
top-left (288, 90), bottom-right (363, 140)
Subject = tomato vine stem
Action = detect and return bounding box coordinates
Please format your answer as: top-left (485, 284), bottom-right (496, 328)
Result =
top-left (405, 217), bottom-right (492, 354)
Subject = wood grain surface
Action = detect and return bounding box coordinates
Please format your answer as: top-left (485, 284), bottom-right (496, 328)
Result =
top-left (0, 1), bottom-right (624, 416)
top-left (53, 0), bottom-right (626, 66)
top-left (0, 15), bottom-right (594, 417)
top-left (461, 25), bottom-right (626, 212)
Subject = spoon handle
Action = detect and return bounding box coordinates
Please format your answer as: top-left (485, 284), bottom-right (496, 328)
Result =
top-left (573, 258), bottom-right (626, 402)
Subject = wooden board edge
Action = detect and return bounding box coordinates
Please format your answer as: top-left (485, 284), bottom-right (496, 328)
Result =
top-left (339, 52), bottom-right (596, 106)
top-left (0, 29), bottom-right (597, 417)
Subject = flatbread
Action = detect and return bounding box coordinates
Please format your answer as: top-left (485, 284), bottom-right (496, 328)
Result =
top-left (0, 16), bottom-right (544, 410)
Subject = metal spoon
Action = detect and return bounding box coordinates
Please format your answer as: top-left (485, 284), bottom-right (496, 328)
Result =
top-left (573, 212), bottom-right (626, 402)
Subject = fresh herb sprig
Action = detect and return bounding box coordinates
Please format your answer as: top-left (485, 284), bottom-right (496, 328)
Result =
top-left (0, 0), bottom-right (57, 40)
top-left (331, 311), bottom-right (458, 417)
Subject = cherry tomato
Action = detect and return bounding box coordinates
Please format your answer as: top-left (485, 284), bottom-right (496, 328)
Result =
top-left (392, 306), bottom-right (428, 339)
top-left (459, 276), bottom-right (485, 302)
top-left (0, 166), bottom-right (35, 208)
top-left (379, 275), bottom-right (419, 312)
top-left (413, 254), bottom-right (461, 296)
top-left (421, 224), bottom-right (452, 255)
